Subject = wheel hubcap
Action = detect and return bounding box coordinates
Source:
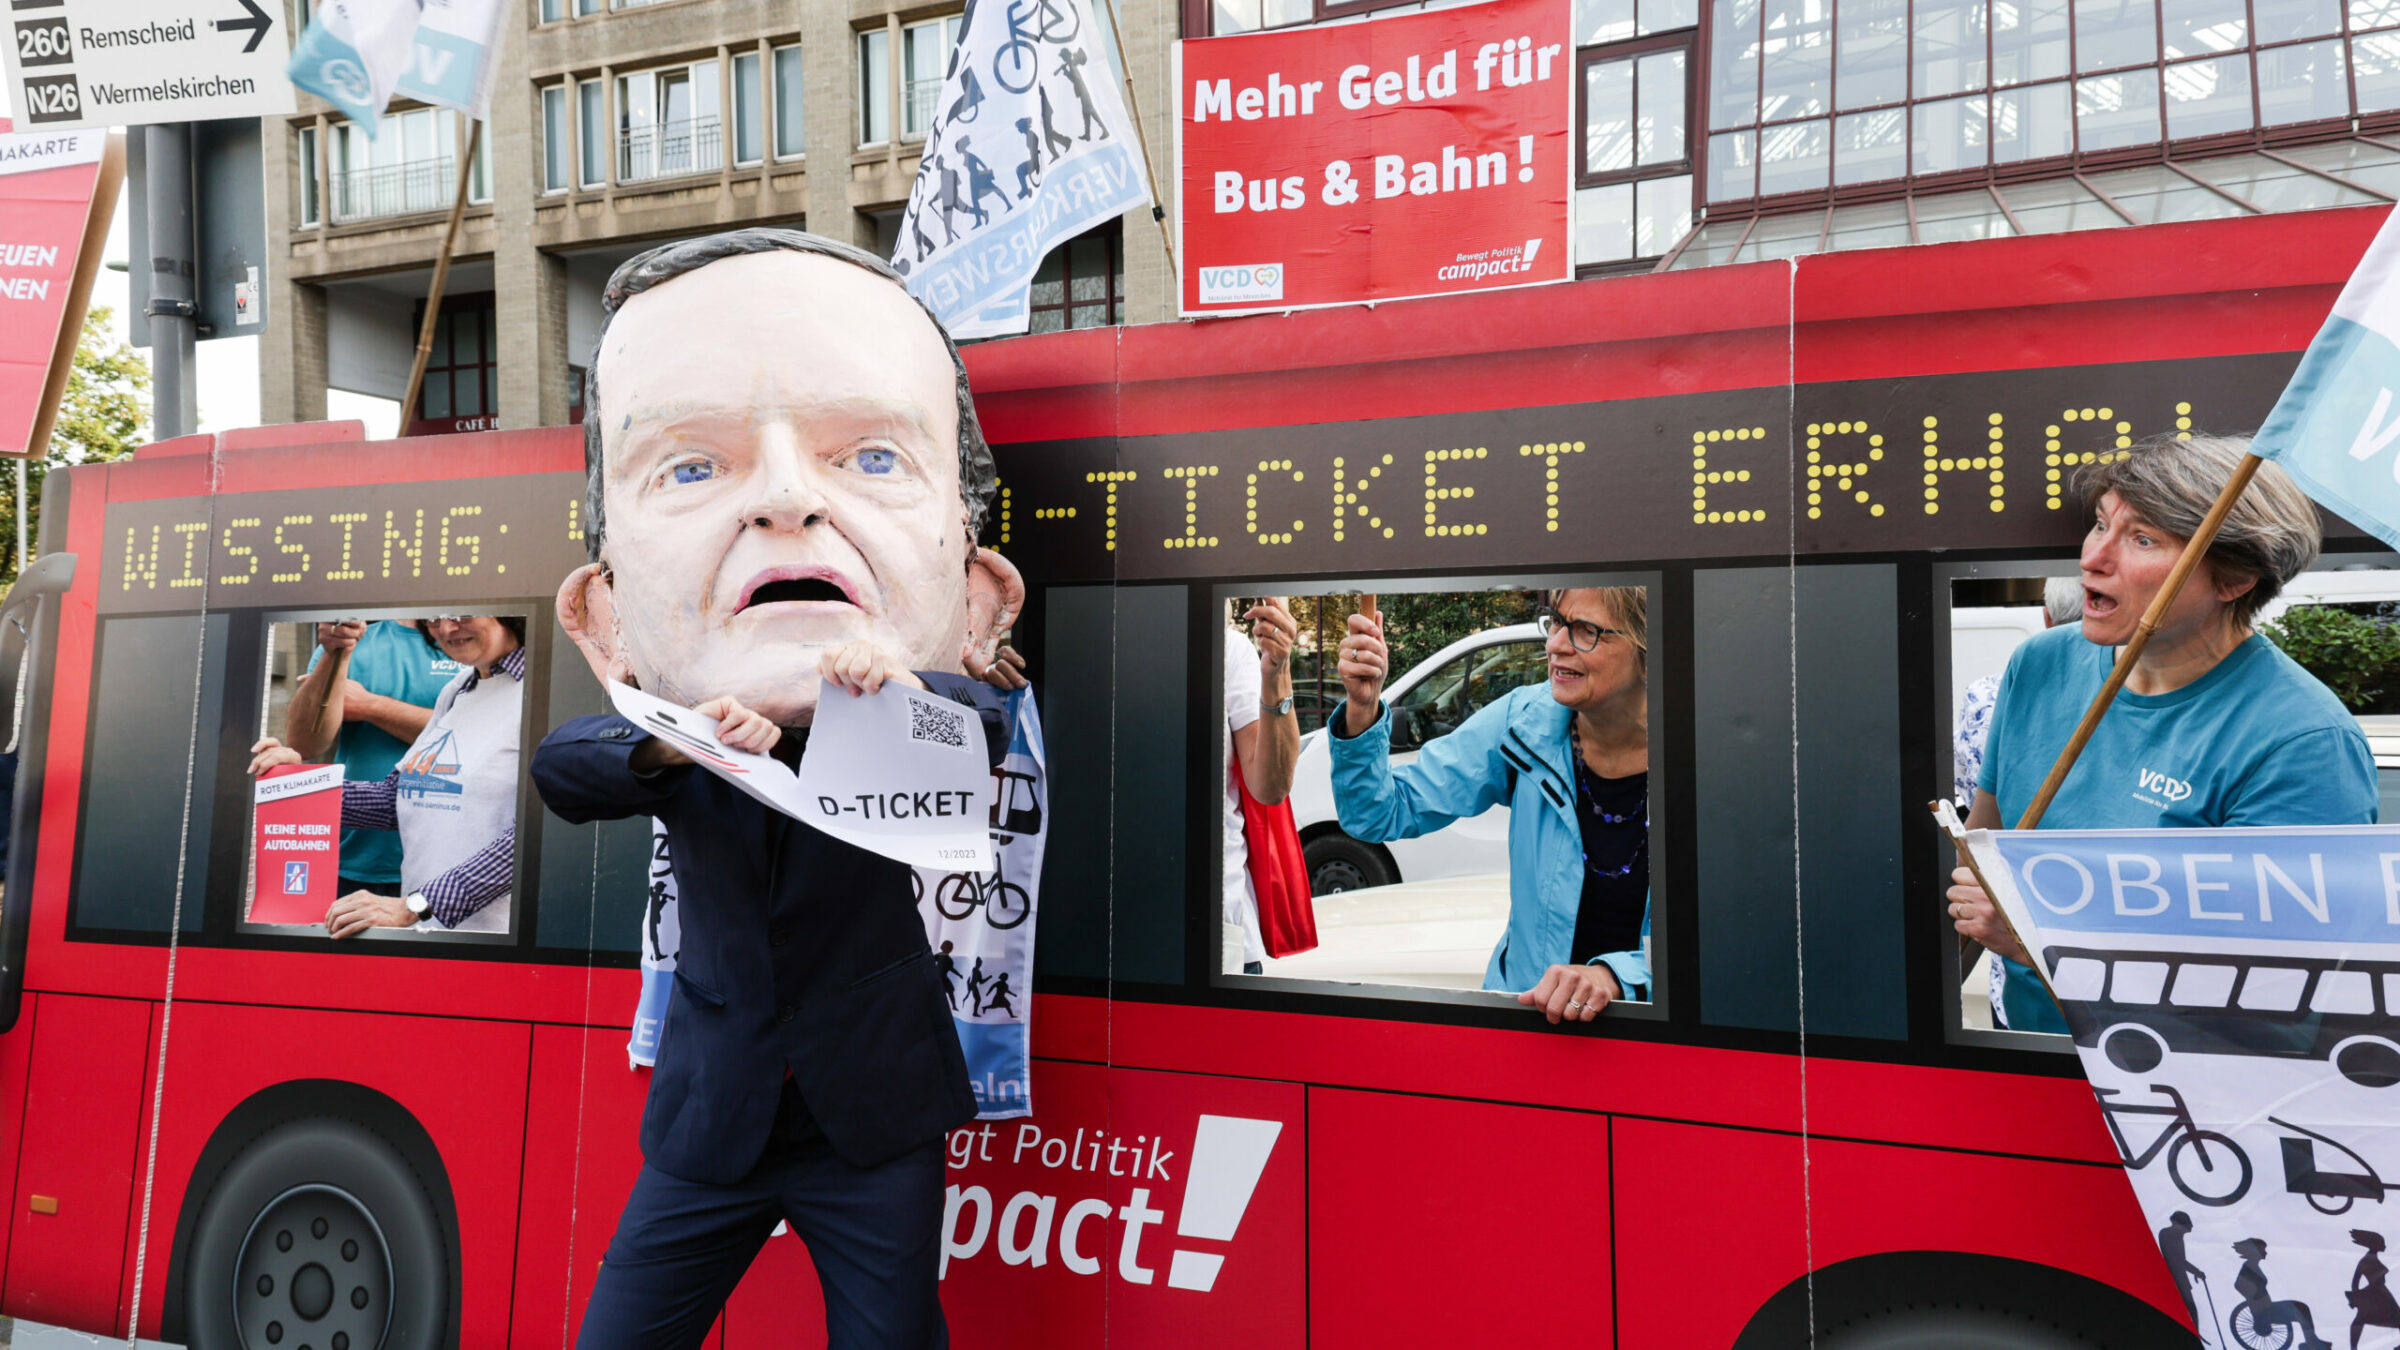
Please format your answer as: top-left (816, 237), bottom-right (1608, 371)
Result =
top-left (233, 1184), bottom-right (393, 1350)
top-left (1316, 861), bottom-right (1367, 893)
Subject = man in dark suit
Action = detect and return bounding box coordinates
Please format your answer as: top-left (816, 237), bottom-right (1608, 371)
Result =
top-left (536, 228), bottom-right (1027, 1350)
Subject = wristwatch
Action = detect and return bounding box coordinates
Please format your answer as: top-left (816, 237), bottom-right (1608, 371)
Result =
top-left (403, 892), bottom-right (430, 923)
top-left (1262, 694), bottom-right (1294, 716)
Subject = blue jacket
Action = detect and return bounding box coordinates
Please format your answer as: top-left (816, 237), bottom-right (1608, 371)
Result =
top-left (1328, 684), bottom-right (1649, 997)
top-left (531, 673), bottom-right (1007, 1181)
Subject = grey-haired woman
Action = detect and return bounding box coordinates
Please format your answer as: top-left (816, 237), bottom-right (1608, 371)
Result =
top-left (1946, 434), bottom-right (2376, 1032)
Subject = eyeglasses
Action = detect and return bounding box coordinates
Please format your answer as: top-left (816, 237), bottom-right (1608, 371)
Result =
top-left (1536, 607), bottom-right (1630, 653)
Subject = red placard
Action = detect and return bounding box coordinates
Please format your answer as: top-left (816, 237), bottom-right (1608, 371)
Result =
top-left (249, 764), bottom-right (345, 926)
top-left (0, 120), bottom-right (113, 458)
top-left (1176, 0), bottom-right (1572, 317)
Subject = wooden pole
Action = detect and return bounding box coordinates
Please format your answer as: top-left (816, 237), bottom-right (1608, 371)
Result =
top-left (1097, 0), bottom-right (1176, 277)
top-left (400, 121), bottom-right (483, 433)
top-left (2014, 452), bottom-right (2266, 831)
top-left (309, 642), bottom-right (354, 749)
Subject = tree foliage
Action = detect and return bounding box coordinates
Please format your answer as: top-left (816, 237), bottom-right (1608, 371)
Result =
top-left (0, 307), bottom-right (150, 586)
top-left (2260, 603), bottom-right (2400, 713)
top-left (1232, 590), bottom-right (1543, 726)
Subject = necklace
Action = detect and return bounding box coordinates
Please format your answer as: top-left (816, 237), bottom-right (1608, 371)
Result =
top-left (1569, 718), bottom-right (1647, 879)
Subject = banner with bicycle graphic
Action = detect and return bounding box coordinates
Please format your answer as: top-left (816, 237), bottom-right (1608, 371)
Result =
top-left (919, 686), bottom-right (1046, 1119)
top-left (1968, 824), bottom-right (2400, 1350)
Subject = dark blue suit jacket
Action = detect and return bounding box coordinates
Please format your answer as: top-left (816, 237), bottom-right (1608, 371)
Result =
top-left (532, 673), bottom-right (1006, 1182)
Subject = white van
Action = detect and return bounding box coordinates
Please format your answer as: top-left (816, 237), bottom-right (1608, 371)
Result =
top-left (1285, 623), bottom-right (1545, 893)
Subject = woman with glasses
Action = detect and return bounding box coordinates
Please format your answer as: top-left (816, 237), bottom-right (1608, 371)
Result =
top-left (1326, 587), bottom-right (1649, 1021)
top-left (249, 614), bottom-right (529, 938)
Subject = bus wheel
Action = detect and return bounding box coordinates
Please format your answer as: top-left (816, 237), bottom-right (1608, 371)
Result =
top-left (2100, 1023), bottom-right (2166, 1075)
top-left (2334, 1037), bottom-right (2400, 1089)
top-left (183, 1117), bottom-right (449, 1350)
top-left (1815, 1303), bottom-right (2100, 1348)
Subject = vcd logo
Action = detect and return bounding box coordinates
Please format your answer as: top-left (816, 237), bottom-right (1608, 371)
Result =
top-left (1198, 264), bottom-right (1283, 304)
top-left (2137, 767), bottom-right (2193, 803)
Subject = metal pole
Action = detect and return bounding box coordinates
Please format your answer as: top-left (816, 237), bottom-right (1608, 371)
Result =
top-left (142, 124), bottom-right (198, 440)
top-left (14, 457), bottom-right (25, 575)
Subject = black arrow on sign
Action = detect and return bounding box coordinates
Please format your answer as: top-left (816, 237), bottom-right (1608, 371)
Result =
top-left (215, 0), bottom-right (272, 53)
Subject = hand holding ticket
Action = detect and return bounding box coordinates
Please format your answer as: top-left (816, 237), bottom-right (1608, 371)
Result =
top-left (607, 680), bottom-right (992, 871)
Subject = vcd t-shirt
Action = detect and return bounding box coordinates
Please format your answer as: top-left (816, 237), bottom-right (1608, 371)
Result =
top-left (1978, 625), bottom-right (2378, 1032)
top-left (307, 622), bottom-right (460, 886)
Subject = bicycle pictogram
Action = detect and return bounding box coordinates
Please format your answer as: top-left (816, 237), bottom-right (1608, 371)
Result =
top-left (2095, 1083), bottom-right (2252, 1207)
top-left (934, 846), bottom-right (1031, 929)
top-left (992, 0), bottom-right (1079, 94)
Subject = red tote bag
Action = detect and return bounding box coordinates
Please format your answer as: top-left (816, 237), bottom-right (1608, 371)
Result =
top-left (1235, 771), bottom-right (1319, 958)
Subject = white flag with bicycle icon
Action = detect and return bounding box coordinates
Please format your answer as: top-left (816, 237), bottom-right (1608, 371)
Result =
top-left (892, 0), bottom-right (1152, 338)
top-left (919, 687), bottom-right (1046, 1120)
top-left (1970, 824), bottom-right (2400, 1350)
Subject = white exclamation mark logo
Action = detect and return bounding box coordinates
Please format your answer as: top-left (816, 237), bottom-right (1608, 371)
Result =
top-left (1164, 1115), bottom-right (1283, 1292)
top-left (1518, 134), bottom-right (1534, 182)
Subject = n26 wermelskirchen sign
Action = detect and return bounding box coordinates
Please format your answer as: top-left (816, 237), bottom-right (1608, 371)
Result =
top-left (0, 0), bottom-right (295, 130)
top-left (1175, 0), bottom-right (1571, 317)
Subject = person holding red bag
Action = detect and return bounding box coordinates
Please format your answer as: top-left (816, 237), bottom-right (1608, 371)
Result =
top-left (1224, 596), bottom-right (1311, 972)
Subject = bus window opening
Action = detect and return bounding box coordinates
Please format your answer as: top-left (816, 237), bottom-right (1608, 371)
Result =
top-left (246, 614), bottom-right (528, 938)
top-left (1236, 585), bottom-right (1657, 1019)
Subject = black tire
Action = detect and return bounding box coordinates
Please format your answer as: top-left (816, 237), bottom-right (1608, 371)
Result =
top-left (183, 1116), bottom-right (449, 1350)
top-left (1813, 1302), bottom-right (2111, 1349)
top-left (984, 881), bottom-right (1032, 930)
top-left (1303, 832), bottom-right (1395, 894)
top-left (933, 873), bottom-right (980, 921)
top-left (2167, 1128), bottom-right (2253, 1206)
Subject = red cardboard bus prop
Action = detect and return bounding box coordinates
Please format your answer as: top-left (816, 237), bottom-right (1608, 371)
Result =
top-left (247, 765), bottom-right (344, 926)
top-left (1176, 0), bottom-right (1571, 316)
top-left (12, 206), bottom-right (2396, 1345)
top-left (0, 122), bottom-right (119, 459)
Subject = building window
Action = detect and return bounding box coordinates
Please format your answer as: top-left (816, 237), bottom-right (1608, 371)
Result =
top-left (1577, 15), bottom-right (1697, 270)
top-left (543, 85), bottom-right (570, 191)
top-left (1208, 0), bottom-right (1311, 36)
top-left (734, 52), bottom-right (763, 165)
top-left (578, 79), bottom-right (607, 187)
top-left (331, 106), bottom-right (469, 222)
top-left (411, 293), bottom-right (499, 433)
top-left (467, 119), bottom-right (491, 203)
top-left (903, 15), bottom-right (964, 140)
top-left (619, 60), bottom-right (723, 182)
top-left (540, 0), bottom-right (564, 21)
top-left (774, 43), bottom-right (807, 157)
top-left (860, 28), bottom-right (891, 146)
top-left (297, 125), bottom-right (320, 226)
top-left (1705, 0), bottom-right (2396, 207)
top-left (1028, 221), bottom-right (1123, 331)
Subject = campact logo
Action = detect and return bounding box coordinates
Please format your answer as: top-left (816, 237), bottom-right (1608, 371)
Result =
top-left (1197, 264), bottom-right (1283, 304)
top-left (939, 1114), bottom-right (1282, 1291)
top-left (2137, 767), bottom-right (2194, 803)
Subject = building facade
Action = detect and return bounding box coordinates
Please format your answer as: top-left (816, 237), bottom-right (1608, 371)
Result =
top-left (263, 0), bottom-right (2400, 434)
top-left (259, 0), bottom-right (1179, 432)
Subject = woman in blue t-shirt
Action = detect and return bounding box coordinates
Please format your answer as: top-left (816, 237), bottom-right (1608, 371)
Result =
top-left (1948, 434), bottom-right (2378, 1033)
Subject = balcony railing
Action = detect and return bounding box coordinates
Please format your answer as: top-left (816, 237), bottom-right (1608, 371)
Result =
top-left (905, 78), bottom-right (942, 139)
top-left (332, 157), bottom-right (454, 223)
top-left (619, 117), bottom-right (723, 183)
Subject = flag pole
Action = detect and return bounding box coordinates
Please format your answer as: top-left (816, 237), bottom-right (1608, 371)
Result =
top-left (401, 120), bottom-right (483, 433)
top-left (2014, 451), bottom-right (2266, 830)
top-left (1098, 0), bottom-right (1176, 277)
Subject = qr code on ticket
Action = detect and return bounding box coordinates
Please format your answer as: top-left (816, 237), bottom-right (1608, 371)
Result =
top-left (906, 691), bottom-right (971, 753)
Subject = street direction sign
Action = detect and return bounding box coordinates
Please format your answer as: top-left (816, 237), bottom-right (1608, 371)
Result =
top-left (0, 0), bottom-right (296, 130)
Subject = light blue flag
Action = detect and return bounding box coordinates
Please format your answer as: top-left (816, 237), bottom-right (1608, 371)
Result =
top-left (289, 0), bottom-right (503, 130)
top-left (2253, 206), bottom-right (2400, 546)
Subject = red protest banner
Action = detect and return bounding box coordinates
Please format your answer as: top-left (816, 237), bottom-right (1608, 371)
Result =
top-left (1175, 0), bottom-right (1571, 317)
top-left (0, 120), bottom-right (119, 459)
top-left (249, 764), bottom-right (345, 926)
